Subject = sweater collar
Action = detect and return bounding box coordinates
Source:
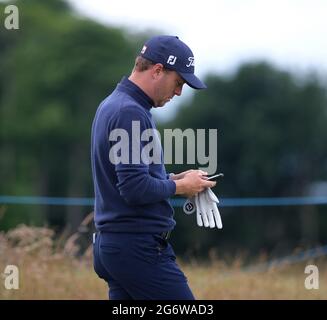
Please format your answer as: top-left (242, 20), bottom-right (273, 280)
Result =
top-left (117, 76), bottom-right (154, 110)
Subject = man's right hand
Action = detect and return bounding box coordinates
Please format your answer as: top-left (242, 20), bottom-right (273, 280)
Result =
top-left (174, 170), bottom-right (216, 198)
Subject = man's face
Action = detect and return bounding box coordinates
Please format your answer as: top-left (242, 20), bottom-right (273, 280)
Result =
top-left (153, 69), bottom-right (185, 108)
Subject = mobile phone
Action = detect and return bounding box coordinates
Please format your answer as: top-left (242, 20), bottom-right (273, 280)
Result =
top-left (207, 173), bottom-right (224, 181)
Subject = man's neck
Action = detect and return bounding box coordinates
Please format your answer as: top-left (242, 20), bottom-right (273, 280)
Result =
top-left (128, 73), bottom-right (154, 102)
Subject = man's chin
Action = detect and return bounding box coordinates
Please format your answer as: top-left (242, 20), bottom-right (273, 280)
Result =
top-left (154, 101), bottom-right (167, 108)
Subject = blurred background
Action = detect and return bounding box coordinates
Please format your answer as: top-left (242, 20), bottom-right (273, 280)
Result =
top-left (1, 0), bottom-right (327, 299)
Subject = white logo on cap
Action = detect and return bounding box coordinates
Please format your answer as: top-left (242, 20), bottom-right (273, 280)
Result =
top-left (141, 45), bottom-right (147, 54)
top-left (167, 55), bottom-right (177, 65)
top-left (186, 57), bottom-right (194, 67)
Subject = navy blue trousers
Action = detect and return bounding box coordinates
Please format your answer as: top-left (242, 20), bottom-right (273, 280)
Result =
top-left (93, 232), bottom-right (195, 300)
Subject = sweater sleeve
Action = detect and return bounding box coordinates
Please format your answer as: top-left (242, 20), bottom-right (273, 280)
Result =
top-left (108, 105), bottom-right (176, 205)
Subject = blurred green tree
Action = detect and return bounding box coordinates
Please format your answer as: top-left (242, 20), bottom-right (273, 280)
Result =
top-left (166, 62), bottom-right (327, 197)
top-left (163, 62), bottom-right (327, 257)
top-left (0, 0), bottom-right (140, 231)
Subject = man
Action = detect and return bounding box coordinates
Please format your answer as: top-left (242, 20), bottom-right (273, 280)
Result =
top-left (91, 35), bottom-right (215, 300)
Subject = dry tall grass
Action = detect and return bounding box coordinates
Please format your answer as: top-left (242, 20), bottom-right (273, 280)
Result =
top-left (0, 225), bottom-right (326, 300)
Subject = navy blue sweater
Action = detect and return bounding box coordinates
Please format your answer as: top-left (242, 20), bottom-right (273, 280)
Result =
top-left (91, 77), bottom-right (176, 233)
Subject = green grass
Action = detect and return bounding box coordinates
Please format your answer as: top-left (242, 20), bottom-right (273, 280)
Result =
top-left (0, 225), bottom-right (326, 300)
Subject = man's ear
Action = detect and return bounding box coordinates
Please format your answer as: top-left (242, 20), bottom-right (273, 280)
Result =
top-left (151, 63), bottom-right (164, 79)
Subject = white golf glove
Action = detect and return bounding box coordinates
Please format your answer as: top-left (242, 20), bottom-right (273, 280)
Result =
top-left (183, 188), bottom-right (223, 229)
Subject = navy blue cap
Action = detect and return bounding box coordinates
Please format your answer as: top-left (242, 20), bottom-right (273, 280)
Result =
top-left (139, 35), bottom-right (207, 90)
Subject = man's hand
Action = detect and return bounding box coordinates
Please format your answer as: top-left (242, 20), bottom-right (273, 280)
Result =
top-left (174, 170), bottom-right (216, 198)
top-left (170, 169), bottom-right (206, 181)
